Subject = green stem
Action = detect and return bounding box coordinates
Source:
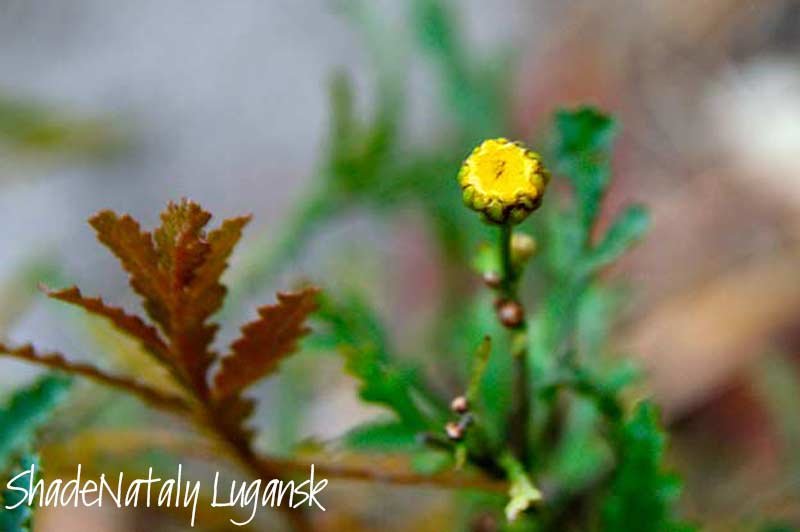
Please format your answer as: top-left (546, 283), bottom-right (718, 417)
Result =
top-left (511, 328), bottom-right (531, 466)
top-left (499, 223), bottom-right (515, 297)
top-left (498, 223), bottom-right (531, 466)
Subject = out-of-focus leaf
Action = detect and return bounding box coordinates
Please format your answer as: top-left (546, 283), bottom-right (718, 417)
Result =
top-left (529, 280), bottom-right (586, 377)
top-left (0, 260), bottom-right (62, 334)
top-left (0, 94), bottom-right (118, 156)
top-left (466, 336), bottom-right (492, 404)
top-left (554, 107), bottom-right (617, 236)
top-left (471, 242), bottom-right (501, 278)
top-left (314, 294), bottom-right (428, 429)
top-left (575, 284), bottom-right (616, 360)
top-left (0, 375), bottom-right (70, 469)
top-left (410, 449), bottom-right (453, 475)
top-left (583, 205), bottom-right (649, 273)
top-left (545, 396), bottom-right (609, 492)
top-left (0, 454), bottom-right (38, 532)
top-left (602, 402), bottom-right (694, 532)
top-left (500, 452), bottom-right (542, 521)
top-left (411, 0), bottom-right (502, 137)
top-left (325, 72), bottom-right (399, 198)
top-left (601, 359), bottom-right (642, 395)
top-left (343, 420), bottom-right (419, 452)
top-left (539, 202), bottom-right (584, 278)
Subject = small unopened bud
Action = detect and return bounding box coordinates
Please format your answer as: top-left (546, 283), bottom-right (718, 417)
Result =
top-left (497, 300), bottom-right (524, 328)
top-left (445, 421), bottom-right (464, 441)
top-left (450, 395), bottom-right (469, 414)
top-left (511, 232), bottom-right (537, 266)
top-left (482, 271), bottom-right (501, 289)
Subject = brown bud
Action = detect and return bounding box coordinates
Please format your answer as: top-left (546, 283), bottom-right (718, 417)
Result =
top-left (450, 395), bottom-right (469, 414)
top-left (445, 421), bottom-right (464, 441)
top-left (482, 271), bottom-right (501, 288)
top-left (497, 300), bottom-right (524, 328)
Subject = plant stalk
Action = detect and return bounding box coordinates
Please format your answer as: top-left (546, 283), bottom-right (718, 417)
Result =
top-left (498, 223), bottom-right (531, 466)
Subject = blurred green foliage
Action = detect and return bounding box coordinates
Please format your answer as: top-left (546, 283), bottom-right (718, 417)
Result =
top-left (0, 93), bottom-right (120, 159)
top-left (0, 375), bottom-right (70, 467)
top-left (0, 454), bottom-right (39, 532)
top-left (0, 376), bottom-right (70, 532)
top-left (602, 402), bottom-right (692, 532)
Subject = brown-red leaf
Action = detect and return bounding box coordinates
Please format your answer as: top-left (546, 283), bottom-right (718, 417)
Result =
top-left (0, 342), bottom-right (190, 413)
top-left (90, 200), bottom-right (251, 396)
top-left (89, 210), bottom-right (171, 331)
top-left (42, 285), bottom-right (168, 361)
top-left (213, 287), bottom-right (319, 399)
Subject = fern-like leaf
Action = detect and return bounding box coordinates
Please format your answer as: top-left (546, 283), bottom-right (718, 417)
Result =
top-left (602, 402), bottom-right (695, 532)
top-left (90, 200), bottom-right (251, 395)
top-left (0, 343), bottom-right (188, 414)
top-left (0, 375), bottom-right (70, 468)
top-left (0, 454), bottom-right (38, 532)
top-left (313, 294), bottom-right (428, 429)
top-left (42, 285), bottom-right (168, 361)
top-left (214, 288), bottom-right (319, 399)
top-left (2, 199), bottom-right (319, 454)
top-left (89, 210), bottom-right (171, 329)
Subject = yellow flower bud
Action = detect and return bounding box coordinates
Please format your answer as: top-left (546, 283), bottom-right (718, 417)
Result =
top-left (458, 138), bottom-right (549, 224)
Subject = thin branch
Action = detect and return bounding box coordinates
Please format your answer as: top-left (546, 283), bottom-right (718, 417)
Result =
top-left (261, 456), bottom-right (508, 493)
top-left (0, 342), bottom-right (192, 415)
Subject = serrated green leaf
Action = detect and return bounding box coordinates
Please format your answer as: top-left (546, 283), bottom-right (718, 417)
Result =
top-left (314, 294), bottom-right (428, 430)
top-left (343, 420), bottom-right (419, 452)
top-left (0, 454), bottom-right (38, 532)
top-left (602, 402), bottom-right (694, 532)
top-left (583, 205), bottom-right (649, 273)
top-left (0, 375), bottom-right (71, 470)
top-left (554, 107), bottom-right (617, 236)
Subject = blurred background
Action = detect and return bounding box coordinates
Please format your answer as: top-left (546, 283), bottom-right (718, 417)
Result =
top-left (1, 0), bottom-right (799, 530)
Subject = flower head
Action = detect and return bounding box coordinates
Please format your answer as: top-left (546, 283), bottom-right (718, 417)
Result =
top-left (458, 138), bottom-right (549, 224)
